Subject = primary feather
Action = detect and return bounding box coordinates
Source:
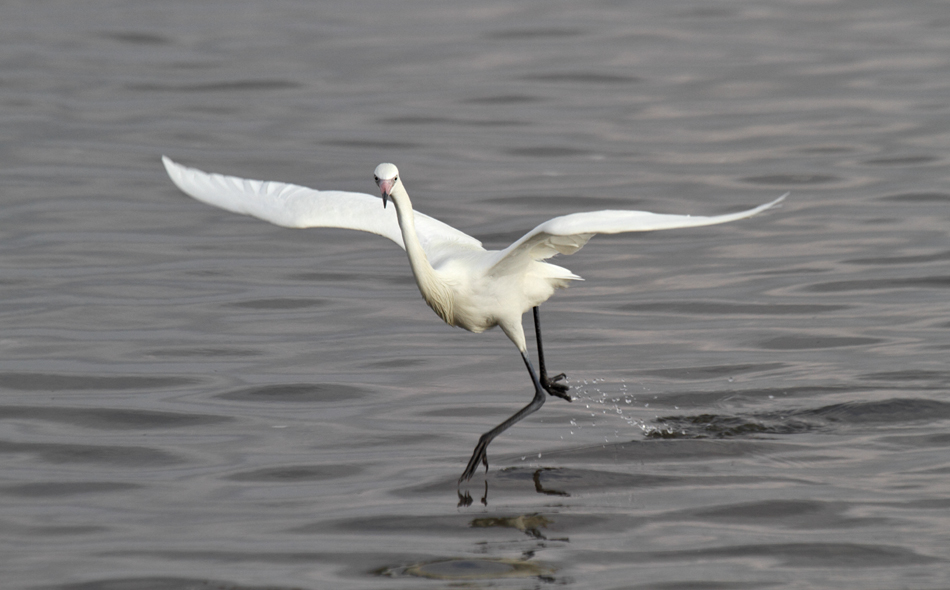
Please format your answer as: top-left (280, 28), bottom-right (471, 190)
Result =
top-left (487, 195), bottom-right (786, 275)
top-left (162, 156), bottom-right (482, 254)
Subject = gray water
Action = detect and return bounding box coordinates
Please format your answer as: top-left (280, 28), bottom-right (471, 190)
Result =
top-left (2, 0), bottom-right (949, 588)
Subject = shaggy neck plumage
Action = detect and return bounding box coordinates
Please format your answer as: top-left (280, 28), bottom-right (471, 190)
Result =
top-left (388, 183), bottom-right (454, 324)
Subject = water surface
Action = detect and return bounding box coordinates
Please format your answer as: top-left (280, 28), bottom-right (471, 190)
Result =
top-left (2, 0), bottom-right (949, 588)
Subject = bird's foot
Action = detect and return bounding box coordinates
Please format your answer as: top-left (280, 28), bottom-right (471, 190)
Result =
top-left (459, 436), bottom-right (490, 483)
top-left (541, 372), bottom-right (571, 402)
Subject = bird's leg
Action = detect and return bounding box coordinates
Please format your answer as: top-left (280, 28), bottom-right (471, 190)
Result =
top-left (533, 306), bottom-right (570, 401)
top-left (460, 351), bottom-right (547, 483)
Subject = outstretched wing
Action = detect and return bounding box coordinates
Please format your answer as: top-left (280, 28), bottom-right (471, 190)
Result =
top-left (162, 157), bottom-right (482, 252)
top-left (487, 194), bottom-right (787, 275)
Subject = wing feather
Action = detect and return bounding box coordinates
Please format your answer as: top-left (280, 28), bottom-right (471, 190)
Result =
top-left (488, 194), bottom-right (787, 274)
top-left (162, 157), bottom-right (482, 253)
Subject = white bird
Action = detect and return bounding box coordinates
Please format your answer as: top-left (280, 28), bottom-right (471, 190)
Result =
top-left (162, 156), bottom-right (785, 482)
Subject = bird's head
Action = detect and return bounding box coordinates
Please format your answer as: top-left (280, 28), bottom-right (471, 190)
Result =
top-left (373, 163), bottom-right (400, 208)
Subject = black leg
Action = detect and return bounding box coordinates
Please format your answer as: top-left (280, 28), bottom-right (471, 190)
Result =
top-left (533, 306), bottom-right (570, 401)
top-left (460, 351), bottom-right (547, 482)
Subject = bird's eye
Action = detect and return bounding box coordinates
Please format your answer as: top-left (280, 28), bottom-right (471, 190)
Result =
top-left (374, 176), bottom-right (379, 182)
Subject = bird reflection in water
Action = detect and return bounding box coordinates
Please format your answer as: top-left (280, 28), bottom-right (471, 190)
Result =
top-left (471, 511), bottom-right (569, 544)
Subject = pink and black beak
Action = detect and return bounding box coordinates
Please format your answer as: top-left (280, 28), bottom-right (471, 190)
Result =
top-left (376, 177), bottom-right (395, 208)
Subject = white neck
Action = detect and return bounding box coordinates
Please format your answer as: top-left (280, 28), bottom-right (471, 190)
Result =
top-left (387, 182), bottom-right (454, 323)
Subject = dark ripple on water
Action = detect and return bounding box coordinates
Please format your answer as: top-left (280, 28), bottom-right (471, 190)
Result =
top-left (878, 191), bottom-right (950, 203)
top-left (804, 275), bottom-right (950, 293)
top-left (38, 577), bottom-right (310, 590)
top-left (0, 406), bottom-right (230, 430)
top-left (0, 441), bottom-right (181, 466)
top-left (646, 398), bottom-right (950, 439)
top-left (215, 383), bottom-right (370, 403)
top-left (0, 372), bottom-right (199, 392)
